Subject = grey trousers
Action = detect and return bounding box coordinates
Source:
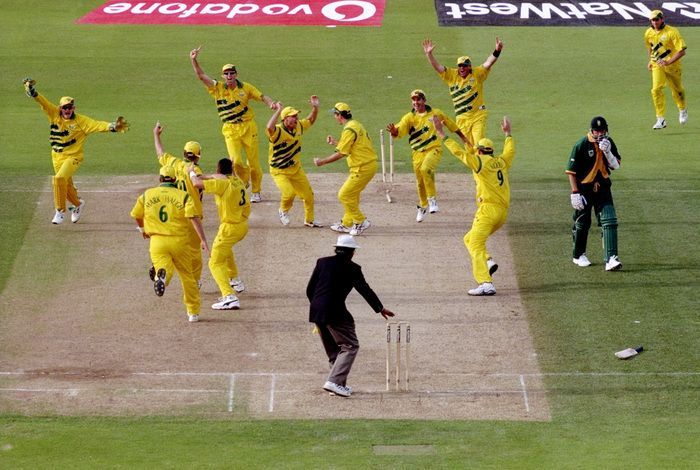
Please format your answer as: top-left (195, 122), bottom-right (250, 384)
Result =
top-left (317, 321), bottom-right (359, 386)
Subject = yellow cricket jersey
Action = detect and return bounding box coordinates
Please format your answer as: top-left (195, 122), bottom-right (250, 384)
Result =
top-left (266, 119), bottom-right (312, 172)
top-left (445, 137), bottom-right (515, 207)
top-left (207, 80), bottom-right (264, 124)
top-left (158, 153), bottom-right (203, 217)
top-left (439, 66), bottom-right (490, 117)
top-left (34, 94), bottom-right (111, 161)
top-left (645, 24), bottom-right (686, 66)
top-left (130, 183), bottom-right (197, 236)
top-left (202, 176), bottom-right (251, 224)
top-left (336, 119), bottom-right (377, 168)
top-left (395, 106), bottom-right (459, 153)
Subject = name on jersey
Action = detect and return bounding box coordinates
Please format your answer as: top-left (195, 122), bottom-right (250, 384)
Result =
top-left (79, 0), bottom-right (386, 26)
top-left (145, 194), bottom-right (185, 210)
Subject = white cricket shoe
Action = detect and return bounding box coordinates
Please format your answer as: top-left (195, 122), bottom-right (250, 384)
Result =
top-left (605, 255), bottom-right (622, 271)
top-left (304, 220), bottom-right (324, 228)
top-left (250, 192), bottom-right (262, 203)
top-left (349, 219), bottom-right (371, 236)
top-left (652, 117), bottom-right (667, 130)
top-left (278, 209), bottom-right (290, 226)
top-left (679, 109), bottom-right (688, 125)
top-left (468, 282), bottom-right (496, 296)
top-left (323, 381), bottom-right (351, 397)
top-left (154, 268), bottom-right (166, 297)
top-left (51, 210), bottom-right (65, 225)
top-left (573, 254), bottom-right (592, 267)
top-left (330, 222), bottom-right (351, 233)
top-left (70, 199), bottom-right (85, 223)
top-left (187, 313), bottom-right (199, 323)
top-left (212, 294), bottom-right (240, 310)
top-left (229, 277), bottom-right (245, 293)
top-left (487, 257), bottom-right (499, 275)
top-left (416, 206), bottom-right (427, 223)
top-left (428, 197), bottom-right (439, 213)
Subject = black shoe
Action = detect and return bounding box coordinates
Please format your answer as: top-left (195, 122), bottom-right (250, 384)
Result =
top-left (154, 268), bottom-right (166, 297)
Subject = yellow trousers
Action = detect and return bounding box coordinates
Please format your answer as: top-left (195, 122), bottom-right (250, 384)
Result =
top-left (209, 221), bottom-right (249, 297)
top-left (223, 120), bottom-right (263, 193)
top-left (271, 166), bottom-right (315, 223)
top-left (464, 203), bottom-right (508, 284)
top-left (187, 226), bottom-right (203, 284)
top-left (412, 147), bottom-right (442, 207)
top-left (339, 162), bottom-right (377, 227)
top-left (52, 155), bottom-right (82, 211)
top-left (149, 234), bottom-right (200, 314)
top-left (650, 63), bottom-right (686, 117)
top-left (456, 108), bottom-right (488, 146)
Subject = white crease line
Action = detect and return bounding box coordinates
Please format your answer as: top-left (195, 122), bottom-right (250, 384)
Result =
top-left (269, 374), bottom-right (276, 413)
top-left (228, 374), bottom-right (235, 413)
top-left (519, 375), bottom-right (530, 413)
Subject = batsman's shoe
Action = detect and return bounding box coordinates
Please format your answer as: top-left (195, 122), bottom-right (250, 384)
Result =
top-left (330, 222), bottom-right (351, 233)
top-left (652, 117), bottom-right (667, 130)
top-left (349, 219), bottom-right (371, 236)
top-left (148, 265), bottom-right (156, 281)
top-left (250, 192), bottom-right (262, 203)
top-left (605, 255), bottom-right (622, 271)
top-left (51, 210), bottom-right (66, 225)
top-left (468, 282), bottom-right (496, 296)
top-left (487, 257), bottom-right (499, 275)
top-left (212, 294), bottom-right (240, 310)
top-left (572, 254), bottom-right (592, 267)
top-left (416, 206), bottom-right (427, 223)
top-left (278, 209), bottom-right (290, 226)
top-left (428, 197), bottom-right (439, 214)
top-left (187, 313), bottom-right (199, 323)
top-left (679, 109), bottom-right (688, 125)
top-left (70, 199), bottom-right (85, 223)
top-left (323, 381), bottom-right (351, 398)
top-left (304, 220), bottom-right (324, 228)
top-left (229, 277), bottom-right (245, 293)
top-left (154, 268), bottom-right (166, 297)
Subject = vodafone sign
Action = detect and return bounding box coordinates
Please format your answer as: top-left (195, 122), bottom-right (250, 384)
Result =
top-left (78, 0), bottom-right (385, 26)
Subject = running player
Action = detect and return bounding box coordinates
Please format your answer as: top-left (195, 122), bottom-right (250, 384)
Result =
top-left (387, 89), bottom-right (464, 222)
top-left (314, 102), bottom-right (377, 236)
top-left (130, 166), bottom-right (208, 323)
top-left (23, 77), bottom-right (129, 224)
top-left (422, 37), bottom-right (503, 145)
top-left (645, 10), bottom-right (688, 129)
top-left (265, 96), bottom-right (323, 228)
top-left (189, 46), bottom-right (276, 202)
top-left (434, 116), bottom-right (515, 296)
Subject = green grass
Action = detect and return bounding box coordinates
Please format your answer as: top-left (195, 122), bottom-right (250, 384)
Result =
top-left (1, 0), bottom-right (699, 467)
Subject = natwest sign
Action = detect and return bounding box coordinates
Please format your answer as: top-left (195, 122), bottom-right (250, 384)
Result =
top-left (78, 0), bottom-right (385, 26)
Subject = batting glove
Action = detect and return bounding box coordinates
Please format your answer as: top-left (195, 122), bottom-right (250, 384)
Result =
top-left (598, 138), bottom-right (611, 153)
top-left (109, 116), bottom-right (130, 133)
top-left (570, 192), bottom-right (586, 211)
top-left (23, 77), bottom-right (37, 97)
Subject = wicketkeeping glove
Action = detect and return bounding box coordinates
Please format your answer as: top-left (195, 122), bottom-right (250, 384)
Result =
top-left (570, 192), bottom-right (586, 211)
top-left (23, 77), bottom-right (37, 97)
top-left (109, 116), bottom-right (130, 133)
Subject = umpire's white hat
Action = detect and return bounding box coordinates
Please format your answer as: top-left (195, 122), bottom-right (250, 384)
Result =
top-left (334, 234), bottom-right (360, 249)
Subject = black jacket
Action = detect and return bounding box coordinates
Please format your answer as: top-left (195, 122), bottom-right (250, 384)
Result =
top-left (306, 255), bottom-right (383, 325)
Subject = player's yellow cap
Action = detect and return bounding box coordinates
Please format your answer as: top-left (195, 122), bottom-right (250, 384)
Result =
top-left (649, 9), bottom-right (663, 20)
top-left (333, 102), bottom-right (351, 113)
top-left (159, 165), bottom-right (177, 179)
top-left (59, 96), bottom-right (74, 107)
top-left (457, 56), bottom-right (471, 66)
top-left (281, 106), bottom-right (300, 120)
top-left (221, 63), bottom-right (237, 73)
top-left (183, 141), bottom-right (201, 157)
top-left (477, 138), bottom-right (494, 151)
top-left (410, 89), bottom-right (426, 100)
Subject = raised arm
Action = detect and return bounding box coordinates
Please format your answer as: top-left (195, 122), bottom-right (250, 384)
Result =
top-left (482, 37), bottom-right (504, 70)
top-left (307, 95), bottom-right (320, 124)
top-left (422, 38), bottom-right (445, 74)
top-left (153, 121), bottom-right (165, 157)
top-left (266, 102), bottom-right (283, 134)
top-left (189, 46), bottom-right (215, 88)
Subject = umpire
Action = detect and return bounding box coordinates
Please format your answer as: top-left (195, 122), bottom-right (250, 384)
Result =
top-left (307, 235), bottom-right (395, 398)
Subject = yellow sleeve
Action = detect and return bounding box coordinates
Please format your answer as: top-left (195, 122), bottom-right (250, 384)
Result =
top-left (336, 127), bottom-right (357, 155)
top-left (445, 138), bottom-right (479, 171)
top-left (501, 136), bottom-right (515, 169)
top-left (266, 125), bottom-right (281, 142)
top-left (130, 194), bottom-right (145, 219)
top-left (243, 82), bottom-right (264, 101)
top-left (75, 114), bottom-right (112, 135)
top-left (436, 109), bottom-right (460, 133)
top-left (394, 113), bottom-right (413, 139)
top-left (34, 94), bottom-right (59, 122)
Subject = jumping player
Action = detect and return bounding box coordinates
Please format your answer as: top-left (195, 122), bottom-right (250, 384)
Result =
top-left (422, 37), bottom-right (503, 145)
top-left (189, 46), bottom-right (276, 202)
top-left (23, 77), bottom-right (129, 224)
top-left (566, 116), bottom-right (622, 271)
top-left (645, 10), bottom-right (688, 129)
